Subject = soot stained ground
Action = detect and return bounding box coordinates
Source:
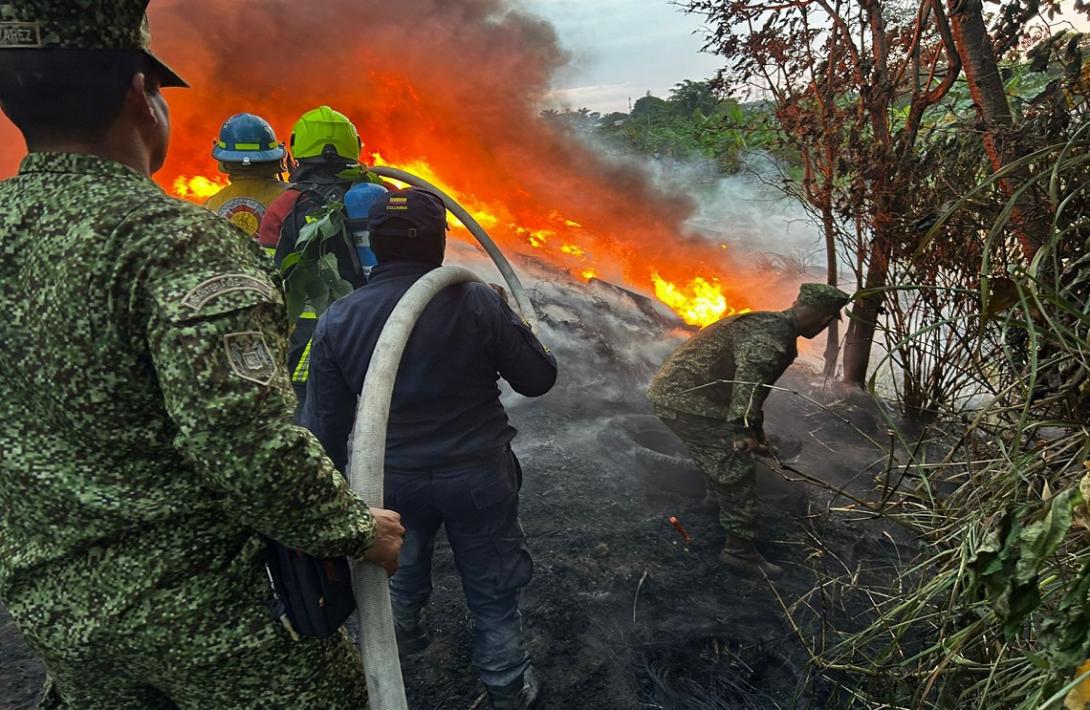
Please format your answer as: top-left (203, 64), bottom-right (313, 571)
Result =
top-left (0, 265), bottom-right (915, 709)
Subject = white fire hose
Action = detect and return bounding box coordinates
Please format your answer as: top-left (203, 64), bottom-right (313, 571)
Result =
top-left (346, 168), bottom-right (537, 709)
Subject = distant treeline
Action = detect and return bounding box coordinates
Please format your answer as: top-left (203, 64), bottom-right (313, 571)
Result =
top-left (540, 80), bottom-right (782, 174)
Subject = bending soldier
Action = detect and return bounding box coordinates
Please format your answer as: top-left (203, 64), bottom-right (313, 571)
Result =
top-left (648, 283), bottom-right (851, 577)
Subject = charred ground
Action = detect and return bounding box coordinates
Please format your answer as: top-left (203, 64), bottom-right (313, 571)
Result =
top-left (0, 262), bottom-right (916, 709)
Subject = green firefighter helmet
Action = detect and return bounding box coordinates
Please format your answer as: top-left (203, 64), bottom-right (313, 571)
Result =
top-left (290, 105), bottom-right (362, 163)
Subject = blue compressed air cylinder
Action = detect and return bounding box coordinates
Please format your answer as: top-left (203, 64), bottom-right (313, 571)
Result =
top-left (344, 182), bottom-right (388, 271)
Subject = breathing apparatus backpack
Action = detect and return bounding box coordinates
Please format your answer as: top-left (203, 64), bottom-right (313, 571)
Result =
top-left (275, 183), bottom-right (362, 321)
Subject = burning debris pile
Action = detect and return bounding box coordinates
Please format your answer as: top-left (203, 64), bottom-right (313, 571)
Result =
top-left (0, 2), bottom-right (876, 707)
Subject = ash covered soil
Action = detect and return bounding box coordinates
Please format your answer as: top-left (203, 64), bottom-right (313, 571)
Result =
top-left (0, 256), bottom-right (917, 709)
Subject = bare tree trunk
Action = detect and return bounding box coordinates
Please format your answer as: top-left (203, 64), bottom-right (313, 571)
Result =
top-left (947, 1), bottom-right (1012, 160)
top-left (947, 0), bottom-right (1045, 259)
top-left (841, 0), bottom-right (895, 389)
top-left (821, 195), bottom-right (841, 379)
top-left (841, 216), bottom-right (892, 388)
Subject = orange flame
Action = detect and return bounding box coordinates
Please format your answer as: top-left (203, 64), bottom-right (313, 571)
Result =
top-left (652, 272), bottom-right (740, 327)
top-left (170, 158), bottom-right (738, 326)
top-left (173, 175), bottom-right (226, 200)
top-left (371, 153), bottom-right (501, 230)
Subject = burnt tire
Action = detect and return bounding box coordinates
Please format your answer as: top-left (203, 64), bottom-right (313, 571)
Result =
top-left (598, 414), bottom-right (705, 498)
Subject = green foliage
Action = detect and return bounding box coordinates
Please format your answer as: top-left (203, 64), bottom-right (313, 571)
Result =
top-left (279, 203), bottom-right (354, 322)
top-left (540, 81), bottom-right (783, 174)
top-left (967, 488), bottom-right (1081, 639)
top-left (630, 94), bottom-right (670, 119)
top-left (811, 116), bottom-right (1090, 708)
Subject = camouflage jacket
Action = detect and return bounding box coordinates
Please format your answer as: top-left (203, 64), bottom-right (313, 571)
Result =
top-left (647, 311), bottom-right (798, 432)
top-left (0, 153), bottom-right (374, 662)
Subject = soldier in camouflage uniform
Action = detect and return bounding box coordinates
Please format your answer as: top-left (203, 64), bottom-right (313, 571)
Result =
top-left (0, 2), bottom-right (404, 707)
top-left (648, 283), bottom-right (851, 577)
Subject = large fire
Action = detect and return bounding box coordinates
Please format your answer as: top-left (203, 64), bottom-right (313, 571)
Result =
top-left (0, 0), bottom-right (750, 328)
top-left (175, 153), bottom-right (735, 326)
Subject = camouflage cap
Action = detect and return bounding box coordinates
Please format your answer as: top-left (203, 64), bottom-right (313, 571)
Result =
top-left (797, 283), bottom-right (852, 316)
top-left (0, 0), bottom-right (187, 87)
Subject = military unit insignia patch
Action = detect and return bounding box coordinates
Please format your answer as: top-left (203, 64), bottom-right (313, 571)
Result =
top-left (182, 274), bottom-right (276, 313)
top-left (224, 331), bottom-right (276, 385)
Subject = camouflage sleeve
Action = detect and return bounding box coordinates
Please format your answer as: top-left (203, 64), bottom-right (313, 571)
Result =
top-left (127, 205), bottom-right (375, 559)
top-left (725, 332), bottom-right (792, 436)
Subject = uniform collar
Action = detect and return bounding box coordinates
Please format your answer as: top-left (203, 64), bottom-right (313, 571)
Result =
top-left (781, 308), bottom-right (801, 337)
top-left (368, 261), bottom-right (439, 282)
top-left (18, 152), bottom-right (150, 182)
top-left (227, 174), bottom-right (282, 184)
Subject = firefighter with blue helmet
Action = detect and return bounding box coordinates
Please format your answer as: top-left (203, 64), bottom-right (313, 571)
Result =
top-left (204, 112), bottom-right (288, 242)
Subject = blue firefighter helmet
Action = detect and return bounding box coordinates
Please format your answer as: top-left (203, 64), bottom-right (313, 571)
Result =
top-left (212, 113), bottom-right (286, 165)
top-left (344, 182), bottom-right (389, 272)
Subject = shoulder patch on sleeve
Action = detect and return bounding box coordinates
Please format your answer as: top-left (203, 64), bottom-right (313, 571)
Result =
top-left (224, 331), bottom-right (277, 385)
top-left (182, 274), bottom-right (277, 313)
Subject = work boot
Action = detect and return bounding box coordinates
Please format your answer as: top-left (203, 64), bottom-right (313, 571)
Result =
top-left (393, 608), bottom-right (430, 655)
top-left (487, 666), bottom-right (542, 710)
top-left (719, 534), bottom-right (784, 578)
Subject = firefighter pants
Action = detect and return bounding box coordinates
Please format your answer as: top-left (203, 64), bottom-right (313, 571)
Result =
top-left (385, 446), bottom-right (533, 689)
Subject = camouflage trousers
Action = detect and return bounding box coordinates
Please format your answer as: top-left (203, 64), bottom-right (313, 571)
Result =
top-left (37, 627), bottom-right (368, 709)
top-left (654, 405), bottom-right (759, 540)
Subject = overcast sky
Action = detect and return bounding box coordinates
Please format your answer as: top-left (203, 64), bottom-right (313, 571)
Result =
top-left (524, 1), bottom-right (1090, 115)
top-left (523, 0), bottom-right (723, 113)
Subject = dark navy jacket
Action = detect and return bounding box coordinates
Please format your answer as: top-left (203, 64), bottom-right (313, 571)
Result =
top-left (301, 261), bottom-right (557, 472)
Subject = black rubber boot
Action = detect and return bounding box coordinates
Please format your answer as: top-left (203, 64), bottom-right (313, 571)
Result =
top-left (393, 607), bottom-right (429, 655)
top-left (719, 534), bottom-right (784, 578)
top-left (487, 666), bottom-right (541, 710)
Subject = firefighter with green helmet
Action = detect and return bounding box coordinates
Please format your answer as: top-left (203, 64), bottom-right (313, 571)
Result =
top-left (258, 105), bottom-right (387, 409)
top-left (204, 112), bottom-right (288, 244)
